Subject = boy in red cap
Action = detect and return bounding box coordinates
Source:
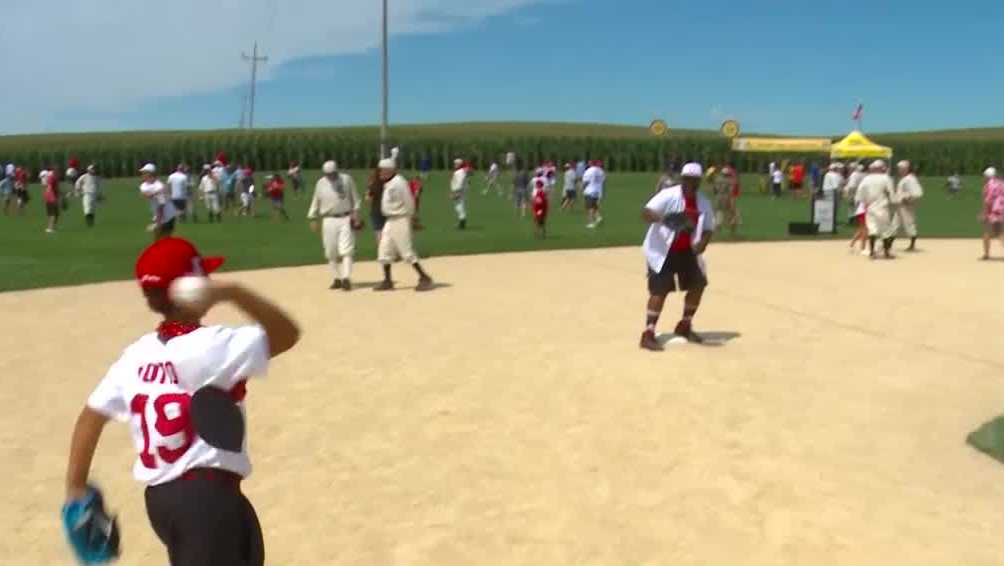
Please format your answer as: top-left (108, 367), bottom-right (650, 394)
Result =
top-left (62, 237), bottom-right (300, 566)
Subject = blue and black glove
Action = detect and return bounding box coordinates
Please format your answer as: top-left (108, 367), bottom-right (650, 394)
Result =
top-left (61, 486), bottom-right (120, 564)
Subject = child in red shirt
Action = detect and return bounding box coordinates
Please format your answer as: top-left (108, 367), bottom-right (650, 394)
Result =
top-left (44, 169), bottom-right (61, 233)
top-left (531, 179), bottom-right (549, 238)
top-left (267, 173), bottom-right (289, 221)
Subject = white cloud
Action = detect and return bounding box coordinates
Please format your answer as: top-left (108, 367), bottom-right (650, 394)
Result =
top-left (0, 0), bottom-right (542, 134)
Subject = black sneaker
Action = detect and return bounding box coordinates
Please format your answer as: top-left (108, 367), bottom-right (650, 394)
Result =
top-left (342, 279), bottom-right (352, 291)
top-left (330, 279), bottom-right (343, 290)
top-left (673, 321), bottom-right (704, 344)
top-left (639, 331), bottom-right (664, 351)
top-left (374, 280), bottom-right (394, 292)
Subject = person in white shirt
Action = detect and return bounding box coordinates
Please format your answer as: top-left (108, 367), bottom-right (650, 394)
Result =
top-left (167, 164), bottom-right (191, 223)
top-left (639, 162), bottom-right (716, 351)
top-left (582, 160), bottom-right (606, 228)
top-left (74, 164), bottom-right (102, 227)
top-left (770, 166), bottom-right (784, 198)
top-left (307, 160), bottom-right (361, 291)
top-left (484, 161), bottom-right (501, 196)
top-left (63, 236), bottom-right (300, 566)
top-left (894, 160), bottom-right (924, 251)
top-left (449, 158), bottom-right (469, 230)
top-left (138, 163), bottom-right (178, 240)
top-left (854, 160), bottom-right (897, 259)
top-left (198, 164), bottom-right (222, 223)
top-left (375, 158), bottom-right (434, 292)
top-left (560, 162), bottom-right (578, 210)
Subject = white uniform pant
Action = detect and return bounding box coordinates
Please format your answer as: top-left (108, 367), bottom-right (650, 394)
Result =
top-left (452, 193), bottom-right (466, 220)
top-left (378, 216), bottom-right (418, 265)
top-left (82, 193), bottom-right (98, 215)
top-left (204, 193), bottom-right (221, 214)
top-left (322, 216), bottom-right (355, 279)
top-left (865, 206), bottom-right (893, 238)
top-left (896, 203), bottom-right (918, 237)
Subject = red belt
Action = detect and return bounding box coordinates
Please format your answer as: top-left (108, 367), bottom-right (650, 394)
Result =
top-left (179, 468), bottom-right (243, 489)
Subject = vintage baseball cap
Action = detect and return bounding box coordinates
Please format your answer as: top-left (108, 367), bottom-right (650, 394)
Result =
top-left (869, 160), bottom-right (886, 171)
top-left (453, 158), bottom-right (464, 167)
top-left (897, 160), bottom-right (911, 169)
top-left (681, 162), bottom-right (704, 178)
top-left (322, 160), bottom-right (337, 174)
top-left (378, 158), bottom-right (397, 170)
top-left (135, 237), bottom-right (224, 289)
top-left (139, 163), bottom-right (156, 174)
top-left (985, 167), bottom-right (998, 178)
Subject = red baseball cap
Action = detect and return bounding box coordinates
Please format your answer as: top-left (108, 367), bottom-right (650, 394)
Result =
top-left (135, 237), bottom-right (224, 289)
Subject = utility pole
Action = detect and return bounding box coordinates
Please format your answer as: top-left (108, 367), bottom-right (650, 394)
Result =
top-left (380, 0), bottom-right (389, 158)
top-left (241, 42), bottom-right (269, 129)
top-left (239, 94), bottom-right (248, 129)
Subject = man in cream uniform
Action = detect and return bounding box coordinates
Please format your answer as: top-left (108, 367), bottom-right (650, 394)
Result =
top-left (308, 160), bottom-right (361, 291)
top-left (449, 158), bottom-right (469, 230)
top-left (375, 158), bottom-right (434, 292)
top-left (74, 164), bottom-right (102, 227)
top-left (639, 162), bottom-right (715, 352)
top-left (894, 160), bottom-right (924, 251)
top-left (855, 160), bottom-right (897, 259)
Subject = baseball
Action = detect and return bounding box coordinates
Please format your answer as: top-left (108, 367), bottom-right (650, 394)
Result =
top-left (168, 276), bottom-right (211, 310)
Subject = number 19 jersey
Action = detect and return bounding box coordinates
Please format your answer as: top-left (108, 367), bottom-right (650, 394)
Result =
top-left (87, 325), bottom-right (269, 486)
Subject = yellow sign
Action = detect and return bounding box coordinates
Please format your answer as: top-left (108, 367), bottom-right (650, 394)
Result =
top-left (720, 120), bottom-right (740, 139)
top-left (731, 137), bottom-right (832, 153)
top-left (649, 119), bottom-right (668, 137)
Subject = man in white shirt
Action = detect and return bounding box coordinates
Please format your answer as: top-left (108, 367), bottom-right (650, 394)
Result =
top-left (484, 161), bottom-right (500, 196)
top-left (199, 164), bottom-right (222, 223)
top-left (770, 166), bottom-right (784, 198)
top-left (307, 160), bottom-right (361, 291)
top-left (167, 164), bottom-right (191, 223)
top-left (855, 160), bottom-right (897, 259)
top-left (894, 160), bottom-right (924, 251)
top-left (62, 236), bottom-right (299, 566)
top-left (561, 162), bottom-right (578, 210)
top-left (582, 160), bottom-right (606, 228)
top-left (449, 158), bottom-right (469, 230)
top-left (375, 158), bottom-right (434, 292)
top-left (139, 163), bottom-right (178, 240)
top-left (74, 164), bottom-right (102, 227)
top-left (639, 162), bottom-right (716, 351)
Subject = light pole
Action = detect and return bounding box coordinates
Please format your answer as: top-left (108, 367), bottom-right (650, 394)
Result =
top-left (242, 41), bottom-right (269, 129)
top-left (380, 0), bottom-right (389, 158)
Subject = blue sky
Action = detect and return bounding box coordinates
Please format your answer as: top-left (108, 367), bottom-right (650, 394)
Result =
top-left (6, 0), bottom-right (1004, 135)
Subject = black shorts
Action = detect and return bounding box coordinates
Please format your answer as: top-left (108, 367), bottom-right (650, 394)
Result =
top-left (564, 190), bottom-right (577, 200)
top-left (145, 471), bottom-right (264, 566)
top-left (647, 251), bottom-right (707, 296)
top-left (584, 196), bottom-right (600, 210)
top-left (172, 199), bottom-right (188, 212)
top-left (14, 189), bottom-right (27, 202)
top-left (45, 202), bottom-right (60, 216)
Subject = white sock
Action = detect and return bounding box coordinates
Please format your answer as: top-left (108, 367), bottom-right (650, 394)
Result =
top-left (341, 256), bottom-right (353, 280)
top-left (330, 260), bottom-right (341, 280)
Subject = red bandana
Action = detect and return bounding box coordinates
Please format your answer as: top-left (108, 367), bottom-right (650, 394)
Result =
top-left (157, 321), bottom-right (202, 343)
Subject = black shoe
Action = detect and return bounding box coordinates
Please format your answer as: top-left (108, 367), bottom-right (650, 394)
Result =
top-left (374, 280), bottom-right (394, 292)
top-left (330, 279), bottom-right (343, 290)
top-left (639, 331), bottom-right (664, 351)
top-left (673, 321), bottom-right (704, 344)
top-left (342, 279), bottom-right (352, 292)
top-left (415, 277), bottom-right (434, 292)
top-left (458, 219), bottom-right (467, 230)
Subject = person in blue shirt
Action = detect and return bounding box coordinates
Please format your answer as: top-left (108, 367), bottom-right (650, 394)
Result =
top-left (809, 162), bottom-right (822, 195)
top-left (419, 156), bottom-right (431, 180)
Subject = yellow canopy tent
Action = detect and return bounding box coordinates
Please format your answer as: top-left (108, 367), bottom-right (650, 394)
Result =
top-left (830, 130), bottom-right (892, 159)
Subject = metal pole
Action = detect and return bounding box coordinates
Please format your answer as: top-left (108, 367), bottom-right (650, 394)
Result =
top-left (242, 42), bottom-right (269, 130)
top-left (380, 0), bottom-right (389, 158)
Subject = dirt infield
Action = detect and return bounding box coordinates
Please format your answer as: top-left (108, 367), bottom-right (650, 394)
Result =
top-left (4, 239), bottom-right (1004, 565)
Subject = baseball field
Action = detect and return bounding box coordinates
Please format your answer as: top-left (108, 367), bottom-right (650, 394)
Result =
top-left (0, 170), bottom-right (988, 292)
top-left (5, 237), bottom-right (1004, 565)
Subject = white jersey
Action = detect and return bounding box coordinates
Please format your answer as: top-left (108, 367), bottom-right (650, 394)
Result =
top-left (167, 171), bottom-right (189, 200)
top-left (199, 174), bottom-right (219, 194)
top-left (86, 325), bottom-right (270, 486)
top-left (450, 168), bottom-right (468, 194)
top-left (488, 163), bottom-right (500, 180)
top-left (140, 179), bottom-right (178, 223)
top-left (582, 166), bottom-right (606, 198)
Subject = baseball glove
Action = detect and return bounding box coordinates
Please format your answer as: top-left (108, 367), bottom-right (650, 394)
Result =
top-left (61, 486), bottom-right (120, 564)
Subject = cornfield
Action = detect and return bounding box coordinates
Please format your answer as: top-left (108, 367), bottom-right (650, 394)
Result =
top-left (0, 123), bottom-right (1000, 177)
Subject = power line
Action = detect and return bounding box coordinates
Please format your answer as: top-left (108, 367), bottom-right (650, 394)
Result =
top-left (241, 42), bottom-right (269, 129)
top-left (380, 0), bottom-right (389, 158)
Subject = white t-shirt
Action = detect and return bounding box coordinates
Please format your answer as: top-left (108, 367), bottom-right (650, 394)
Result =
top-left (86, 325), bottom-right (270, 486)
top-left (140, 179), bottom-right (178, 223)
top-left (450, 168), bottom-right (468, 194)
top-left (642, 185), bottom-right (715, 273)
top-left (488, 163), bottom-right (500, 179)
top-left (771, 170), bottom-right (784, 184)
top-left (582, 166), bottom-right (605, 198)
top-left (167, 171), bottom-right (189, 200)
top-left (563, 169), bottom-right (577, 191)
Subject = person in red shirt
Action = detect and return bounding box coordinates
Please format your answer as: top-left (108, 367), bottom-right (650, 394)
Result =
top-left (44, 167), bottom-right (61, 233)
top-left (409, 176), bottom-right (424, 230)
top-left (13, 166), bottom-right (29, 214)
top-left (531, 178), bottom-right (549, 238)
top-left (789, 162), bottom-right (806, 199)
top-left (267, 172), bottom-right (289, 221)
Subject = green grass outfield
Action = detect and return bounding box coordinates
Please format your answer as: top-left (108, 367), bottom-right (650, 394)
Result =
top-left (0, 171), bottom-right (987, 292)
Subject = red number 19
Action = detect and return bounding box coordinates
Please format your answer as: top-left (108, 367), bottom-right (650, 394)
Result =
top-left (129, 393), bottom-right (195, 469)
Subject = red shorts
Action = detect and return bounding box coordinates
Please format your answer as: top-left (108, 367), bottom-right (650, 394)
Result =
top-left (856, 213), bottom-right (866, 225)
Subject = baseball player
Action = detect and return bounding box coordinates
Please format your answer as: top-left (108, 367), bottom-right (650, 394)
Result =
top-left (531, 177), bottom-right (549, 238)
top-left (287, 161), bottom-right (303, 197)
top-left (62, 236), bottom-right (300, 566)
top-left (74, 164), bottom-right (102, 227)
top-left (893, 160), bottom-right (924, 252)
top-left (582, 160), bottom-right (606, 228)
top-left (854, 160), bottom-right (897, 259)
top-left (560, 162), bottom-right (578, 210)
top-left (199, 164), bottom-right (222, 223)
top-left (167, 164), bottom-right (191, 223)
top-left (375, 158), bottom-right (434, 292)
top-left (639, 162), bottom-right (715, 352)
top-left (449, 158), bottom-right (469, 230)
top-left (485, 161), bottom-right (500, 196)
top-left (981, 167), bottom-right (1004, 260)
top-left (0, 169), bottom-right (11, 215)
top-left (308, 160), bottom-right (361, 291)
top-left (139, 163), bottom-right (179, 239)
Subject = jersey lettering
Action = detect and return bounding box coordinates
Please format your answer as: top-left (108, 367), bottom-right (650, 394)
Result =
top-left (137, 362), bottom-right (179, 385)
top-left (129, 392), bottom-right (195, 469)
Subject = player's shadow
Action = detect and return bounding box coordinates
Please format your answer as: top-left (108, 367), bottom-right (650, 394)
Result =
top-left (656, 331), bottom-right (741, 348)
top-left (353, 281), bottom-right (454, 291)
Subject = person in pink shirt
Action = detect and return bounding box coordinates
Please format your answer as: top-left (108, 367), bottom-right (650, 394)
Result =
top-left (981, 167), bottom-right (1004, 260)
top-left (44, 166), bottom-right (61, 233)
